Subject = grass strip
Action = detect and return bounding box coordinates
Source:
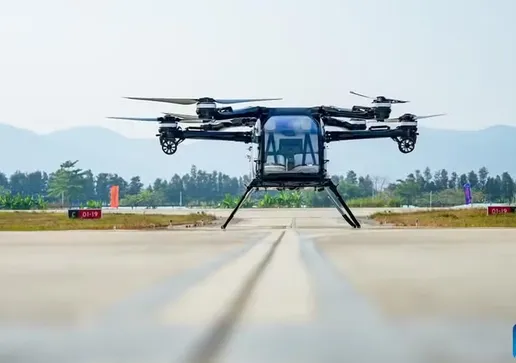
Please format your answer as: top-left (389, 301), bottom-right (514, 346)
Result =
top-left (371, 208), bottom-right (516, 228)
top-left (0, 211), bottom-right (216, 231)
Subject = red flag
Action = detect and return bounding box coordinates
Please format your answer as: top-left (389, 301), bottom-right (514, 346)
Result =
top-left (110, 185), bottom-right (119, 208)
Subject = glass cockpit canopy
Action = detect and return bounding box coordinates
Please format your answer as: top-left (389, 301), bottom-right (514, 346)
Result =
top-left (262, 115), bottom-right (321, 175)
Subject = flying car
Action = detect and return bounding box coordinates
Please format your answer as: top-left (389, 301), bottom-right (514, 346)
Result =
top-left (109, 92), bottom-right (445, 229)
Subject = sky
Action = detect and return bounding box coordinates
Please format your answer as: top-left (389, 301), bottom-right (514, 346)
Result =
top-left (1, 0), bottom-right (514, 138)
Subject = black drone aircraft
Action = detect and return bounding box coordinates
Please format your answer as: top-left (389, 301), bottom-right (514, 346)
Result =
top-left (109, 91), bottom-right (445, 229)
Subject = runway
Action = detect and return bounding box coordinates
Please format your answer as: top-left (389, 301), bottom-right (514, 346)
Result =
top-left (0, 208), bottom-right (515, 363)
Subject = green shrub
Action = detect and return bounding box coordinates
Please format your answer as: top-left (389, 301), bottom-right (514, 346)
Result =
top-left (0, 193), bottom-right (48, 210)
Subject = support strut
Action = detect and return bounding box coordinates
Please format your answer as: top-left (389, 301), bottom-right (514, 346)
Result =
top-left (326, 180), bottom-right (361, 228)
top-left (221, 184), bottom-right (255, 230)
top-left (324, 187), bottom-right (357, 228)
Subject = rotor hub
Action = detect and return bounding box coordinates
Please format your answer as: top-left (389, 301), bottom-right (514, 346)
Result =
top-left (399, 113), bottom-right (416, 122)
top-left (195, 102), bottom-right (217, 119)
top-left (374, 106), bottom-right (392, 121)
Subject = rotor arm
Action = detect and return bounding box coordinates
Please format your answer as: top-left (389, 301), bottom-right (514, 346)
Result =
top-left (317, 106), bottom-right (371, 119)
top-left (322, 117), bottom-right (344, 128)
top-left (185, 117), bottom-right (257, 131)
top-left (325, 127), bottom-right (417, 143)
top-left (211, 106), bottom-right (265, 120)
top-left (165, 128), bottom-right (253, 143)
top-left (322, 116), bottom-right (365, 128)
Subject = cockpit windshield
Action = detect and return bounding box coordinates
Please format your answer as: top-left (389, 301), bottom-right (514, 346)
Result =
top-left (262, 115), bottom-right (321, 175)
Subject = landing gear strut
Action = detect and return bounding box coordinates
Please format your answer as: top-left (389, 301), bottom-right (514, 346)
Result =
top-left (221, 181), bottom-right (256, 230)
top-left (324, 179), bottom-right (361, 228)
top-left (220, 178), bottom-right (360, 230)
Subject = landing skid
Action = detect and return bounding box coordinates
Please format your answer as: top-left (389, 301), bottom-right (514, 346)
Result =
top-left (323, 179), bottom-right (361, 228)
top-left (220, 178), bottom-right (360, 229)
top-left (220, 184), bottom-right (256, 230)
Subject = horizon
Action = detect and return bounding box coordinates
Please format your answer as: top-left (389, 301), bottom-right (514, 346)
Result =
top-left (2, 117), bottom-right (515, 186)
top-left (2, 121), bottom-right (515, 140)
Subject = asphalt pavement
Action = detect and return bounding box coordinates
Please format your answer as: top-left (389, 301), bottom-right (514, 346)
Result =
top-left (0, 208), bottom-right (515, 363)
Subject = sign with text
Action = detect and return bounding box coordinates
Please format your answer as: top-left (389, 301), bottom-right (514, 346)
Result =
top-left (486, 206), bottom-right (516, 215)
top-left (68, 209), bottom-right (102, 219)
top-left (78, 209), bottom-right (102, 219)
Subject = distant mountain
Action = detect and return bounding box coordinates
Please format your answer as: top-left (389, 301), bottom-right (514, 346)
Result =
top-left (1, 123), bottom-right (515, 184)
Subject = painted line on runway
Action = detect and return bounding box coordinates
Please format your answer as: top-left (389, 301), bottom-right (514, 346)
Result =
top-left (160, 232), bottom-right (284, 325)
top-left (239, 230), bottom-right (316, 325)
top-left (296, 231), bottom-right (418, 363)
top-left (183, 231), bottom-right (285, 363)
top-left (94, 232), bottom-right (270, 327)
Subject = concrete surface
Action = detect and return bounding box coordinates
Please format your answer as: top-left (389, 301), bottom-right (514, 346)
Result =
top-left (0, 208), bottom-right (515, 363)
top-left (11, 206), bottom-right (437, 216)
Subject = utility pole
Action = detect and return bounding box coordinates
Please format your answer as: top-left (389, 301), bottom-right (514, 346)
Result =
top-left (429, 191), bottom-right (432, 209)
top-left (179, 191), bottom-right (183, 206)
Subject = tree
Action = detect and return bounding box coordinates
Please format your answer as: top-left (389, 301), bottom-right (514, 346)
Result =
top-left (95, 173), bottom-right (110, 202)
top-left (459, 173), bottom-right (468, 188)
top-left (448, 172), bottom-right (458, 189)
top-left (478, 167), bottom-right (489, 190)
top-left (81, 170), bottom-right (96, 201)
top-left (1, 163), bottom-right (516, 209)
top-left (433, 169), bottom-right (448, 191)
top-left (423, 167), bottom-right (433, 191)
top-left (371, 175), bottom-right (387, 195)
top-left (0, 173), bottom-right (8, 194)
top-left (345, 170), bottom-right (358, 185)
top-left (414, 170), bottom-right (425, 191)
top-left (0, 172), bottom-right (8, 188)
top-left (127, 176), bottom-right (143, 195)
top-left (358, 175), bottom-right (374, 197)
top-left (467, 170), bottom-right (479, 189)
top-left (394, 179), bottom-right (420, 205)
top-left (9, 171), bottom-right (29, 195)
top-left (500, 172), bottom-right (514, 202)
top-left (47, 160), bottom-right (86, 205)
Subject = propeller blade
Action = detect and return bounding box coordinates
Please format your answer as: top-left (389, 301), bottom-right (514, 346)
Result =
top-left (124, 97), bottom-right (282, 105)
top-left (415, 113), bottom-right (446, 120)
top-left (107, 116), bottom-right (160, 122)
top-left (384, 113), bottom-right (446, 122)
top-left (162, 112), bottom-right (199, 119)
top-left (351, 91), bottom-right (409, 104)
top-left (350, 91), bottom-right (373, 99)
top-left (212, 98), bottom-right (282, 104)
top-left (125, 97), bottom-right (199, 105)
top-left (107, 115), bottom-right (203, 124)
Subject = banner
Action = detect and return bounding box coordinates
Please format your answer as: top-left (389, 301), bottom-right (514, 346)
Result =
top-left (110, 185), bottom-right (119, 208)
top-left (463, 183), bottom-right (472, 205)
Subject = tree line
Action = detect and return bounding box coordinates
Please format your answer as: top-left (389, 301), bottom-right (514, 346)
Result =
top-left (0, 160), bottom-right (514, 209)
